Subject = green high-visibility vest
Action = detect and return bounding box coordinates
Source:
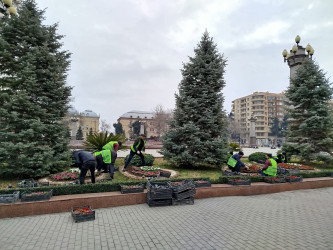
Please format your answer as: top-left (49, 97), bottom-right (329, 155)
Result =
top-left (94, 150), bottom-right (112, 164)
top-left (263, 158), bottom-right (277, 176)
top-left (102, 141), bottom-right (118, 151)
top-left (131, 139), bottom-right (146, 152)
top-left (227, 156), bottom-right (237, 168)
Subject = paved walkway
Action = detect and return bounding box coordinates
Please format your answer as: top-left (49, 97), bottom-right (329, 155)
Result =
top-left (1, 187), bottom-right (332, 250)
top-left (117, 147), bottom-right (279, 158)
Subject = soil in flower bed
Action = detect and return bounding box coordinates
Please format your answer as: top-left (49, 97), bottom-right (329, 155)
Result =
top-left (278, 163), bottom-right (314, 170)
top-left (71, 205), bottom-right (95, 223)
top-left (243, 164), bottom-right (261, 173)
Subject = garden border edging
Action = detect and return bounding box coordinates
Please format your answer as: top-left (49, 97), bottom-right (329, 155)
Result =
top-left (0, 177), bottom-right (332, 219)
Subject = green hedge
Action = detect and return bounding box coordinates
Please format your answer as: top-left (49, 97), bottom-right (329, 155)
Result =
top-left (0, 171), bottom-right (331, 196)
top-left (123, 153), bottom-right (155, 166)
top-left (248, 152), bottom-right (267, 163)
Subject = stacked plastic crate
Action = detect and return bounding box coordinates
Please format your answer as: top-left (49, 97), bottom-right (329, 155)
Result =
top-left (170, 180), bottom-right (196, 205)
top-left (146, 180), bottom-right (173, 207)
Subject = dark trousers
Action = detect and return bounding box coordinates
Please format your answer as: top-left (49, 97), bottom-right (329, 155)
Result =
top-left (80, 160), bottom-right (96, 184)
top-left (108, 164), bottom-right (115, 179)
top-left (228, 163), bottom-right (241, 172)
top-left (96, 155), bottom-right (108, 172)
top-left (124, 150), bottom-right (146, 168)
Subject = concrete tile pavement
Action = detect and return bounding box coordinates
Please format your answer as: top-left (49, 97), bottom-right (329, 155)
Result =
top-left (1, 187), bottom-right (333, 250)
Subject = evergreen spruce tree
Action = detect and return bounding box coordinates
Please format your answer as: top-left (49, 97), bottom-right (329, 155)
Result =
top-left (0, 0), bottom-right (72, 178)
top-left (161, 31), bottom-right (229, 168)
top-left (282, 60), bottom-right (333, 163)
top-left (76, 127), bottom-right (84, 140)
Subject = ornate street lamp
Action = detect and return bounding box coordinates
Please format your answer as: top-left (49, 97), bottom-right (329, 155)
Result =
top-left (282, 35), bottom-right (315, 81)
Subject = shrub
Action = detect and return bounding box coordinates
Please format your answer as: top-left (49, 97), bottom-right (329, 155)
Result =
top-left (229, 143), bottom-right (241, 152)
top-left (248, 152), bottom-right (267, 163)
top-left (123, 154), bottom-right (155, 166)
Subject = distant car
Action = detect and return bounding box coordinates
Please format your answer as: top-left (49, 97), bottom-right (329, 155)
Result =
top-left (271, 146), bottom-right (276, 149)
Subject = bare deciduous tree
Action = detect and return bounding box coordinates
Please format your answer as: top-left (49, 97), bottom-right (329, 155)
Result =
top-left (152, 105), bottom-right (172, 138)
top-left (100, 119), bottom-right (111, 133)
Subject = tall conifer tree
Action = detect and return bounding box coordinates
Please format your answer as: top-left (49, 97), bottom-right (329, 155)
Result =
top-left (161, 31), bottom-right (229, 168)
top-left (282, 60), bottom-right (333, 163)
top-left (0, 0), bottom-right (72, 177)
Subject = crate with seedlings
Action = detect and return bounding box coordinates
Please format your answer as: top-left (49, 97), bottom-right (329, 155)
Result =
top-left (194, 179), bottom-right (212, 188)
top-left (120, 183), bottom-right (144, 194)
top-left (146, 180), bottom-right (172, 206)
top-left (21, 189), bottom-right (53, 202)
top-left (264, 176), bottom-right (286, 184)
top-left (227, 178), bottom-right (251, 186)
top-left (0, 191), bottom-right (20, 204)
top-left (170, 180), bottom-right (195, 193)
top-left (18, 179), bottom-right (38, 188)
top-left (71, 205), bottom-right (95, 223)
top-left (285, 175), bottom-right (303, 183)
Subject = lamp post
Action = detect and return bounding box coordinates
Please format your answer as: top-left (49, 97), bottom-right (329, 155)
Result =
top-left (282, 35), bottom-right (314, 81)
top-left (0, 0), bottom-right (17, 18)
top-left (249, 113), bottom-right (257, 148)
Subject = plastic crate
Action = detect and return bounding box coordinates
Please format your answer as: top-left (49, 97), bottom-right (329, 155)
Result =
top-left (285, 176), bottom-right (303, 183)
top-left (146, 196), bottom-right (172, 207)
top-left (17, 179), bottom-right (38, 188)
top-left (38, 181), bottom-right (50, 187)
top-left (173, 188), bottom-right (196, 200)
top-left (227, 178), bottom-right (251, 186)
top-left (172, 196), bottom-right (194, 206)
top-left (264, 176), bottom-right (286, 184)
top-left (0, 191), bottom-right (20, 204)
top-left (146, 181), bottom-right (172, 199)
top-left (170, 180), bottom-right (195, 193)
top-left (120, 184), bottom-right (144, 194)
top-left (21, 189), bottom-right (53, 202)
top-left (71, 205), bottom-right (95, 223)
top-left (194, 180), bottom-right (212, 188)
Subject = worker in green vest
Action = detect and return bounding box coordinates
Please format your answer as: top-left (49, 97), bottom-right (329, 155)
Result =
top-left (95, 149), bottom-right (117, 180)
top-left (227, 151), bottom-right (245, 174)
top-left (102, 141), bottom-right (122, 152)
top-left (275, 152), bottom-right (287, 163)
top-left (260, 153), bottom-right (277, 176)
top-left (122, 134), bottom-right (146, 172)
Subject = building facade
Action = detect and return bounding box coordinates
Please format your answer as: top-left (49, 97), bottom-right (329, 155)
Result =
top-left (232, 92), bottom-right (287, 147)
top-left (118, 110), bottom-right (160, 139)
top-left (65, 108), bottom-right (100, 140)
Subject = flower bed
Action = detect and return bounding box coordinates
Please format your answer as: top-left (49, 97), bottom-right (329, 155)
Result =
top-left (130, 166), bottom-right (160, 178)
top-left (120, 184), bottom-right (144, 194)
top-left (243, 164), bottom-right (261, 173)
top-left (194, 180), bottom-right (211, 188)
top-left (285, 176), bottom-right (303, 183)
top-left (18, 179), bottom-right (38, 188)
top-left (227, 178), bottom-right (251, 186)
top-left (0, 191), bottom-right (20, 204)
top-left (21, 190), bottom-right (53, 202)
top-left (71, 205), bottom-right (95, 223)
top-left (278, 163), bottom-right (314, 170)
top-left (264, 176), bottom-right (286, 184)
top-left (50, 169), bottom-right (99, 181)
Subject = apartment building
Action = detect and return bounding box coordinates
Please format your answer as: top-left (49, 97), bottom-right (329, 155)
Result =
top-left (232, 92), bottom-right (286, 146)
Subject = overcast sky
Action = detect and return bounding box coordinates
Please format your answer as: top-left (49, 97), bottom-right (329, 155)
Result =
top-left (37, 0), bottom-right (333, 130)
